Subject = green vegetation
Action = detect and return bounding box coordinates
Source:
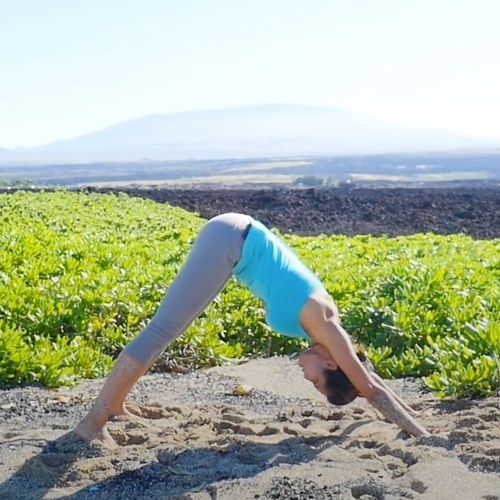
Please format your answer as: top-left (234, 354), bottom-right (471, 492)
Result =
top-left (0, 191), bottom-right (499, 398)
top-left (295, 233), bottom-right (500, 398)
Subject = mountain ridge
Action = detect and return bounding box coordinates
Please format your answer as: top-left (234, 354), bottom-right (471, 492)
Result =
top-left (2, 104), bottom-right (499, 165)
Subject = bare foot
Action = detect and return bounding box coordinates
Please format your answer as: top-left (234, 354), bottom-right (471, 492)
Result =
top-left (91, 427), bottom-right (119, 449)
top-left (74, 410), bottom-right (118, 449)
top-left (73, 424), bottom-right (118, 449)
top-left (47, 429), bottom-right (117, 454)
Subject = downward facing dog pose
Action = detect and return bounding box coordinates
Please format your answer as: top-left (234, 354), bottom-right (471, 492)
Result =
top-left (75, 213), bottom-right (430, 443)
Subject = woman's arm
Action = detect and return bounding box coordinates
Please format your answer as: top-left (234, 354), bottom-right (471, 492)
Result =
top-left (326, 329), bottom-right (429, 436)
top-left (369, 371), bottom-right (420, 417)
top-left (365, 389), bottom-right (429, 437)
top-left (300, 294), bottom-right (430, 437)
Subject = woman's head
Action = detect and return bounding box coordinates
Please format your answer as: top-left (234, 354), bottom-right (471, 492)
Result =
top-left (297, 344), bottom-right (367, 406)
top-left (323, 364), bottom-right (362, 405)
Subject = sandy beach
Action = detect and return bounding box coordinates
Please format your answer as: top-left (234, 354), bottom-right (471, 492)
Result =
top-left (0, 356), bottom-right (499, 499)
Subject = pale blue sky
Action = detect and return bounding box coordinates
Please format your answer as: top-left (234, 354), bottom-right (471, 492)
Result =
top-left (1, 0), bottom-right (499, 148)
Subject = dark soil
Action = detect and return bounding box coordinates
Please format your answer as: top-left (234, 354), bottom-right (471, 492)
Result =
top-left (85, 187), bottom-right (500, 238)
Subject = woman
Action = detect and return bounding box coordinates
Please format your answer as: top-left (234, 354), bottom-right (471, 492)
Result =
top-left (75, 213), bottom-right (429, 444)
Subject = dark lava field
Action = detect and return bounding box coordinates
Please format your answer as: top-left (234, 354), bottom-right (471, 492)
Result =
top-left (85, 187), bottom-right (500, 239)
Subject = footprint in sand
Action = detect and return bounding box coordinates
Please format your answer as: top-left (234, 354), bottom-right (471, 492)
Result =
top-left (449, 429), bottom-right (485, 444)
top-left (107, 428), bottom-right (149, 446)
top-left (478, 410), bottom-right (500, 423)
top-left (126, 402), bottom-right (185, 420)
top-left (106, 403), bottom-right (184, 446)
top-left (220, 412), bottom-right (251, 424)
top-left (213, 413), bottom-right (274, 437)
top-left (229, 422), bottom-right (270, 436)
top-left (376, 443), bottom-right (419, 466)
top-left (456, 416), bottom-right (489, 429)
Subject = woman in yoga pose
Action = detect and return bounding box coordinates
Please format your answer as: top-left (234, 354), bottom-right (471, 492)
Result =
top-left (75, 213), bottom-right (429, 444)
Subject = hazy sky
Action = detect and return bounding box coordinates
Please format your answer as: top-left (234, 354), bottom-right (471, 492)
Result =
top-left (1, 0), bottom-right (499, 148)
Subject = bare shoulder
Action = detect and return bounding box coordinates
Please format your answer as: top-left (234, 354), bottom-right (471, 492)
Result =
top-left (300, 290), bottom-right (339, 325)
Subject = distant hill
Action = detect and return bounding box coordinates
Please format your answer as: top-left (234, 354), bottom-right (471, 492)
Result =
top-left (2, 104), bottom-right (500, 165)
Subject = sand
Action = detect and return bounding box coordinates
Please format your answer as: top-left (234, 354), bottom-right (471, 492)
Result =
top-left (0, 356), bottom-right (499, 499)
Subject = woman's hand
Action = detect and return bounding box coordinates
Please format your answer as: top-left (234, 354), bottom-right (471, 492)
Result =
top-left (366, 386), bottom-right (431, 437)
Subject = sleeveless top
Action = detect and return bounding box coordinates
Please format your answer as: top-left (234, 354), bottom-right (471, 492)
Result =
top-left (232, 218), bottom-right (325, 339)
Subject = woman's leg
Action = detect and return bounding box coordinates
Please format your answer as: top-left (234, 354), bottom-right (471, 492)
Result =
top-left (74, 213), bottom-right (250, 442)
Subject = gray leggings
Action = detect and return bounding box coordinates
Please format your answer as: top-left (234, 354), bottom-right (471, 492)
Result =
top-left (123, 212), bottom-right (251, 366)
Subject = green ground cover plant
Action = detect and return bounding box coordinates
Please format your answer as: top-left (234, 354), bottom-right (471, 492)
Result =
top-left (0, 191), bottom-right (498, 398)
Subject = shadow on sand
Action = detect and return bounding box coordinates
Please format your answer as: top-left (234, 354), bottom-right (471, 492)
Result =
top-left (0, 430), bottom-right (341, 500)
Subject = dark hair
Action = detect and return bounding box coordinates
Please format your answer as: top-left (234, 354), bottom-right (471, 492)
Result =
top-left (324, 351), bottom-right (367, 406)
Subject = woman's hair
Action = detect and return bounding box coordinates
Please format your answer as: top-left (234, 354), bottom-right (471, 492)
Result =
top-left (324, 351), bottom-right (368, 406)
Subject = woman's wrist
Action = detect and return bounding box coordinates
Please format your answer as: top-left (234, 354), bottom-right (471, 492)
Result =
top-left (368, 389), bottom-right (430, 437)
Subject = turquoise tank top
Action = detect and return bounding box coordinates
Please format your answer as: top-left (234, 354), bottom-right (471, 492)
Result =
top-left (232, 218), bottom-right (325, 339)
